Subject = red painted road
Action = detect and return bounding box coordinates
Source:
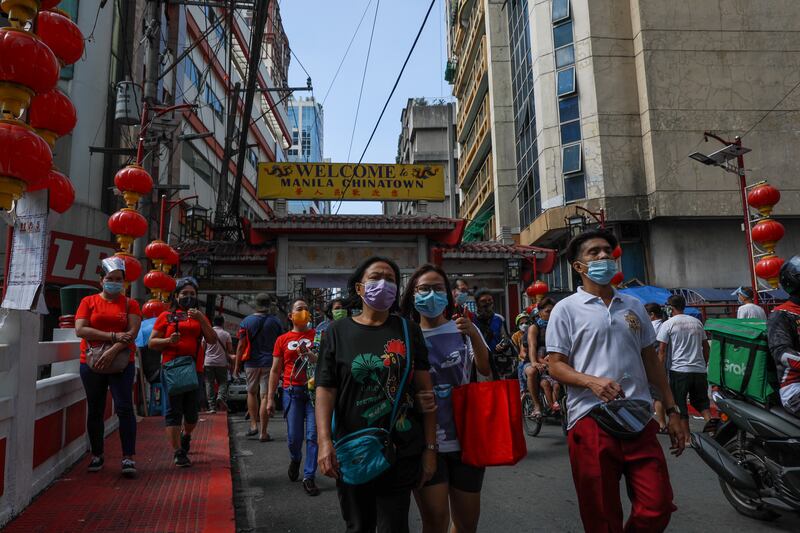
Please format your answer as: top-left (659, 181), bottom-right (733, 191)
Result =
top-left (4, 412), bottom-right (234, 533)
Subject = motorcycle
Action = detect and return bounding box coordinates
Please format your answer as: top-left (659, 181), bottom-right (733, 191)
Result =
top-left (691, 387), bottom-right (800, 521)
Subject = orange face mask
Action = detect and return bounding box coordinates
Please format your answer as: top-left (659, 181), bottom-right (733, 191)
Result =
top-left (292, 310), bottom-right (310, 326)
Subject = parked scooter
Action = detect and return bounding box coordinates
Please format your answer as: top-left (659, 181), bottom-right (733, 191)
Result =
top-left (691, 388), bottom-right (800, 521)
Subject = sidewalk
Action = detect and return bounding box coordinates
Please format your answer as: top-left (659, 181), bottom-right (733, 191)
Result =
top-left (3, 412), bottom-right (234, 533)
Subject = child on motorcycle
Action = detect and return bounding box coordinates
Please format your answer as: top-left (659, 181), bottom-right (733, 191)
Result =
top-left (527, 299), bottom-right (561, 413)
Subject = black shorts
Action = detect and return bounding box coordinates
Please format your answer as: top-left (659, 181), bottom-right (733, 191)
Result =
top-left (669, 371), bottom-right (710, 419)
top-left (165, 389), bottom-right (199, 427)
top-left (425, 451), bottom-right (485, 493)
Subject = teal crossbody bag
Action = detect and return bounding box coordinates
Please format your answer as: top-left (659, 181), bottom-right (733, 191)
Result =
top-left (334, 318), bottom-right (412, 485)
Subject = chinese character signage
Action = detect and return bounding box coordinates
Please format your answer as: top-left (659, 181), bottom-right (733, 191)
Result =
top-left (257, 162), bottom-right (445, 201)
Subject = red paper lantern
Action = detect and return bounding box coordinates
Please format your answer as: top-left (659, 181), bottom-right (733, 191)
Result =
top-left (143, 269), bottom-right (173, 300)
top-left (0, 119), bottom-right (53, 210)
top-left (612, 245), bottom-right (623, 259)
top-left (162, 247), bottom-right (180, 272)
top-left (755, 255), bottom-right (785, 288)
top-left (751, 219), bottom-right (785, 253)
top-left (526, 280), bottom-right (549, 301)
top-left (610, 271), bottom-right (625, 287)
top-left (46, 168), bottom-right (74, 213)
top-left (142, 298), bottom-right (168, 319)
top-left (35, 8), bottom-right (84, 66)
top-left (145, 239), bottom-right (171, 268)
top-left (108, 208), bottom-right (147, 251)
top-left (747, 184), bottom-right (781, 217)
top-left (0, 28), bottom-right (59, 117)
top-left (114, 165), bottom-right (153, 209)
top-left (28, 88), bottom-right (76, 148)
top-left (1, 0), bottom-right (61, 26)
top-left (114, 251), bottom-right (142, 284)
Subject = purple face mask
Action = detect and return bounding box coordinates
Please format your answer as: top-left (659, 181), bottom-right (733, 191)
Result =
top-left (361, 279), bottom-right (397, 311)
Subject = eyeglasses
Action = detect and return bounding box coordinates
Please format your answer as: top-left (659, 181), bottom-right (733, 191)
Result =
top-left (415, 284), bottom-right (447, 295)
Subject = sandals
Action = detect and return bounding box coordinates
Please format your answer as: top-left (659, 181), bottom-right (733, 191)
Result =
top-left (259, 434), bottom-right (273, 442)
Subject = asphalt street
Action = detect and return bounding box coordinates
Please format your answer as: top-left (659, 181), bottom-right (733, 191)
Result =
top-left (229, 413), bottom-right (800, 532)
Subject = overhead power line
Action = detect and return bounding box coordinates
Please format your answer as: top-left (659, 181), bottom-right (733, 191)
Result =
top-left (334, 0), bottom-right (437, 214)
top-left (347, 0), bottom-right (381, 161)
top-left (321, 0), bottom-right (375, 105)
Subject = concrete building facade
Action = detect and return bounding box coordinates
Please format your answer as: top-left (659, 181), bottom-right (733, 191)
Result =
top-left (511, 0), bottom-right (800, 291)
top-left (447, 0), bottom-right (520, 242)
top-left (385, 98), bottom-right (458, 218)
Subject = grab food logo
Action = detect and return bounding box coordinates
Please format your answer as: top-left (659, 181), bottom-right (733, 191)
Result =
top-left (725, 360), bottom-right (746, 376)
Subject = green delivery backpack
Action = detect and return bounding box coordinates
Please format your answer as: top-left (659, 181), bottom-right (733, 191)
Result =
top-left (705, 318), bottom-right (777, 404)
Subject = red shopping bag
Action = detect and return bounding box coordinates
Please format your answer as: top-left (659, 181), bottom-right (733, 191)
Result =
top-left (451, 379), bottom-right (527, 467)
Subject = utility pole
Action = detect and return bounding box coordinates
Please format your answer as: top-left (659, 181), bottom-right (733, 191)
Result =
top-left (214, 82), bottom-right (241, 233)
top-left (134, 0), bottom-right (162, 300)
top-left (228, 0), bottom-right (270, 232)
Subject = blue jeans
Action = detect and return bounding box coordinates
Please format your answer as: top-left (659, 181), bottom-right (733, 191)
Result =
top-left (283, 386), bottom-right (317, 480)
top-left (80, 362), bottom-right (137, 457)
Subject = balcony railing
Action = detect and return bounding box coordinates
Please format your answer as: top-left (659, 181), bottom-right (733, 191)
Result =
top-left (457, 95), bottom-right (489, 186)
top-left (460, 153), bottom-right (493, 220)
top-left (453, 2), bottom-right (485, 95)
top-left (456, 36), bottom-right (487, 132)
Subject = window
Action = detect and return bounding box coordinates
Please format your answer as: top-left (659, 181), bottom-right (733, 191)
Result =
top-left (555, 44), bottom-right (574, 68)
top-left (186, 59), bottom-right (202, 90)
top-left (301, 129), bottom-right (311, 157)
top-left (564, 173), bottom-right (586, 202)
top-left (557, 67), bottom-right (576, 96)
top-left (562, 143), bottom-right (582, 174)
top-left (206, 7), bottom-right (225, 43)
top-left (181, 143), bottom-right (219, 188)
top-left (60, 0), bottom-right (80, 79)
top-left (247, 148), bottom-right (258, 168)
top-left (552, 0), bottom-right (570, 22)
top-left (205, 84), bottom-right (223, 120)
top-left (560, 120), bottom-right (581, 144)
top-left (558, 96), bottom-right (579, 123)
top-left (553, 21), bottom-right (573, 49)
top-left (292, 129), bottom-right (299, 147)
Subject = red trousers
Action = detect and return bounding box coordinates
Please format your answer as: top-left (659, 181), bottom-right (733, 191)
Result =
top-left (567, 417), bottom-right (676, 533)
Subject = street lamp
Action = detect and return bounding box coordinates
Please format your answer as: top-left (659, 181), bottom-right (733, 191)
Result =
top-left (507, 258), bottom-right (521, 282)
top-left (566, 214), bottom-right (585, 238)
top-left (688, 133), bottom-right (758, 303)
top-left (186, 204), bottom-right (208, 236)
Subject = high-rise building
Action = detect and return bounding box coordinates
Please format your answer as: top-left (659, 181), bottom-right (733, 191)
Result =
top-left (507, 0), bottom-right (800, 290)
top-left (386, 97), bottom-right (458, 217)
top-left (446, 0), bottom-right (519, 242)
top-left (286, 96), bottom-right (327, 214)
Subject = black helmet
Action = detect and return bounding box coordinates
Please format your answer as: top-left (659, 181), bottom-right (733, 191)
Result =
top-left (779, 255), bottom-right (800, 295)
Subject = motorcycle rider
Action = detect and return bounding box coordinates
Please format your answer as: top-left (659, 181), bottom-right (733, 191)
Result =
top-left (767, 255), bottom-right (800, 415)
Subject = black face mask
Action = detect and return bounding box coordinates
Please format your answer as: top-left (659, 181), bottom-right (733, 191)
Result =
top-left (478, 305), bottom-right (494, 318)
top-left (178, 296), bottom-right (197, 309)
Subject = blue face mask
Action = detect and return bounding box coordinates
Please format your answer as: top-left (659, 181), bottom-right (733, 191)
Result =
top-left (414, 291), bottom-right (449, 318)
top-left (581, 259), bottom-right (618, 285)
top-left (103, 281), bottom-right (124, 295)
top-left (536, 318), bottom-right (548, 328)
top-left (455, 291), bottom-right (469, 305)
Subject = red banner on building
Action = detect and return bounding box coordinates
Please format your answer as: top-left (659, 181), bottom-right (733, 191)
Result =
top-left (47, 232), bottom-right (117, 286)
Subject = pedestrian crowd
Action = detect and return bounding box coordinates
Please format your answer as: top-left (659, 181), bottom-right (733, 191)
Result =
top-left (72, 230), bottom-right (800, 533)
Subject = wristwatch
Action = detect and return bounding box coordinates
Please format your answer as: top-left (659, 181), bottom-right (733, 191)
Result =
top-left (665, 405), bottom-right (680, 417)
top-left (425, 443), bottom-right (439, 451)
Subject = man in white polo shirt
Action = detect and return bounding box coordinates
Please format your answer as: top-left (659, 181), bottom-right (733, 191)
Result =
top-left (547, 230), bottom-right (687, 533)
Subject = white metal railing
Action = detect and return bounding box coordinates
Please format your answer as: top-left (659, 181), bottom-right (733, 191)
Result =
top-left (0, 310), bottom-right (117, 527)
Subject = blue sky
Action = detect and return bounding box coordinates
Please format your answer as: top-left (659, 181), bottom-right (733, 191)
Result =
top-left (279, 0), bottom-right (450, 214)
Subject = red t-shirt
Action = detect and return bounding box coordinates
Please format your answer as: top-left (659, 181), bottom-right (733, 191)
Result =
top-left (273, 329), bottom-right (316, 387)
top-left (75, 294), bottom-right (142, 364)
top-left (153, 310), bottom-right (204, 370)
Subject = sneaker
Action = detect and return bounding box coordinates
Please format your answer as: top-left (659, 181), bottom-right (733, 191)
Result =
top-left (88, 456), bottom-right (104, 472)
top-left (121, 458), bottom-right (137, 477)
top-left (208, 408), bottom-right (217, 414)
top-left (302, 478), bottom-right (320, 496)
top-left (174, 449), bottom-right (191, 468)
top-left (288, 460), bottom-right (301, 482)
top-left (180, 433), bottom-right (192, 453)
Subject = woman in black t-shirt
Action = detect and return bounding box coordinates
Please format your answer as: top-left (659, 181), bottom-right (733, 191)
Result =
top-left (316, 256), bottom-right (438, 533)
